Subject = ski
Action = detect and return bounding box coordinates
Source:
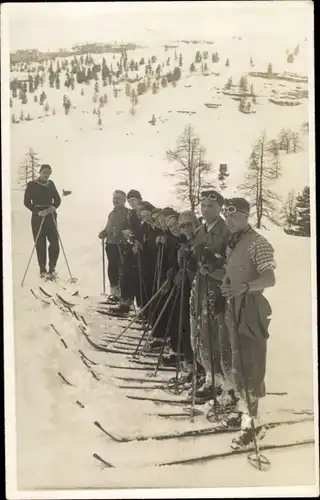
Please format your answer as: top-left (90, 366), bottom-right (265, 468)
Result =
top-left (30, 288), bottom-right (51, 305)
top-left (80, 327), bottom-right (153, 356)
top-left (92, 453), bottom-right (115, 468)
top-left (56, 293), bottom-right (77, 308)
top-left (158, 438), bottom-right (315, 467)
top-left (126, 395), bottom-right (206, 406)
top-left (105, 364), bottom-right (173, 372)
top-left (57, 372), bottom-right (74, 386)
top-left (93, 417), bottom-right (313, 444)
top-left (78, 349), bottom-right (98, 366)
top-left (115, 376), bottom-right (168, 384)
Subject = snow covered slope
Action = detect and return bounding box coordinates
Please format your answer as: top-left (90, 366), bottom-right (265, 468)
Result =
top-left (9, 36), bottom-right (317, 491)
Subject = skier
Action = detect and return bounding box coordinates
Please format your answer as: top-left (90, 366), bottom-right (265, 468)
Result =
top-left (220, 197), bottom-right (276, 450)
top-left (98, 190), bottom-right (129, 301)
top-left (190, 189), bottom-right (232, 402)
top-left (161, 211), bottom-right (200, 378)
top-left (24, 164), bottom-right (61, 279)
top-left (109, 189), bottom-right (144, 314)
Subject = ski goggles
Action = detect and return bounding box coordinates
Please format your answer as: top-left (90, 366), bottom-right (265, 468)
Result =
top-left (200, 193), bottom-right (218, 201)
top-left (223, 205), bottom-right (249, 215)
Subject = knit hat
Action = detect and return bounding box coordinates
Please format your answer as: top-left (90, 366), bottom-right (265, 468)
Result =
top-left (127, 189), bottom-right (142, 200)
top-left (200, 188), bottom-right (224, 206)
top-left (40, 164), bottom-right (52, 172)
top-left (159, 207), bottom-right (177, 217)
top-left (224, 197), bottom-right (250, 214)
top-left (138, 201), bottom-right (155, 212)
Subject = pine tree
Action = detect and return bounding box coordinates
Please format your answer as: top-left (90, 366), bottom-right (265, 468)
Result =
top-left (239, 75), bottom-right (248, 92)
top-left (34, 95), bottom-right (38, 103)
top-left (98, 116), bottom-right (102, 128)
top-left (225, 58), bottom-right (230, 67)
top-left (291, 131), bottom-right (302, 153)
top-left (150, 114), bottom-right (156, 126)
top-left (294, 44), bottom-right (300, 56)
top-left (95, 81), bottom-right (99, 93)
top-left (240, 131), bottom-right (281, 228)
top-left (152, 82), bottom-right (157, 94)
top-left (195, 51), bottom-right (202, 63)
top-left (10, 98), bottom-right (12, 108)
top-left (56, 75), bottom-right (60, 89)
top-left (161, 76), bottom-right (168, 88)
top-left (190, 62), bottom-right (196, 73)
top-left (20, 110), bottom-right (24, 121)
top-left (172, 66), bottom-right (182, 82)
top-left (113, 87), bottom-right (118, 98)
top-left (218, 164), bottom-right (229, 189)
top-left (267, 139), bottom-right (282, 179)
top-left (81, 88), bottom-right (84, 96)
top-left (267, 62), bottom-right (273, 75)
top-left (179, 54), bottom-right (183, 67)
top-left (250, 56), bottom-right (254, 67)
top-left (12, 113), bottom-right (17, 124)
top-left (294, 187), bottom-right (310, 236)
top-left (126, 83), bottom-right (131, 96)
top-left (225, 76), bottom-right (232, 90)
top-left (44, 102), bottom-right (50, 114)
top-left (287, 53), bottom-right (294, 63)
top-left (130, 89), bottom-right (138, 115)
top-left (25, 113), bottom-right (32, 121)
top-left (278, 128), bottom-right (292, 153)
top-left (281, 190), bottom-right (297, 230)
top-left (52, 108), bottom-right (56, 115)
top-left (166, 125), bottom-right (213, 211)
top-left (18, 148), bottom-right (41, 188)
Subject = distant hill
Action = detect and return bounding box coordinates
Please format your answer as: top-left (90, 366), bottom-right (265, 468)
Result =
top-left (10, 43), bottom-right (140, 64)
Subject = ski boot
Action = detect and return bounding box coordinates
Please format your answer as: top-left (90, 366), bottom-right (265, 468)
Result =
top-left (231, 423), bottom-right (266, 451)
top-left (40, 267), bottom-right (47, 279)
top-left (219, 411), bottom-right (243, 431)
top-left (144, 338), bottom-right (165, 352)
top-left (47, 268), bottom-right (57, 281)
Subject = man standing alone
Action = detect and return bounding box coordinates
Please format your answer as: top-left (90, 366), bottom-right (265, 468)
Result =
top-left (24, 164), bottom-right (61, 279)
top-left (98, 190), bottom-right (128, 300)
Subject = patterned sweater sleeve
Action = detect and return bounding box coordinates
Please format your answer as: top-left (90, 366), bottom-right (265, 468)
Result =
top-left (248, 235), bottom-right (277, 274)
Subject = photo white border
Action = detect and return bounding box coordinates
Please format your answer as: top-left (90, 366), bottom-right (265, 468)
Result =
top-left (2, 2), bottom-right (318, 499)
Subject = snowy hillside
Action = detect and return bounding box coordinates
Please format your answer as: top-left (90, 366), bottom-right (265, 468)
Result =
top-left (8, 35), bottom-right (317, 492)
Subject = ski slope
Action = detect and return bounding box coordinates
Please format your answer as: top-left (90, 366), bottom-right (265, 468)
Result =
top-left (9, 36), bottom-right (317, 491)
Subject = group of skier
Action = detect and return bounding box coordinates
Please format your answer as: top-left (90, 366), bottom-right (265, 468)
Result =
top-left (98, 187), bottom-right (276, 450)
top-left (24, 165), bottom-right (276, 451)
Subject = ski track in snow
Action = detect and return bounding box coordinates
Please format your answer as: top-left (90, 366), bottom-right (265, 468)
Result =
top-left (10, 38), bottom-right (316, 490)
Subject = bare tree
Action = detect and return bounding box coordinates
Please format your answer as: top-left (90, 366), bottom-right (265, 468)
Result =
top-left (240, 131), bottom-right (281, 228)
top-left (166, 125), bottom-right (213, 211)
top-left (278, 128), bottom-right (292, 153)
top-left (130, 89), bottom-right (138, 115)
top-left (291, 131), bottom-right (302, 153)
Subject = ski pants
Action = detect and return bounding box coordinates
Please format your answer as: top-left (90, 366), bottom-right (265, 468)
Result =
top-left (120, 246), bottom-right (141, 304)
top-left (31, 213), bottom-right (60, 271)
top-left (105, 243), bottom-right (126, 289)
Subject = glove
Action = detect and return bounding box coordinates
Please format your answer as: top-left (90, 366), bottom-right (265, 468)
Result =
top-left (98, 230), bottom-right (106, 239)
top-left (122, 229), bottom-right (132, 240)
top-left (179, 245), bottom-right (192, 261)
top-left (38, 209), bottom-right (49, 217)
top-left (46, 206), bottom-right (56, 214)
top-left (174, 270), bottom-right (183, 286)
top-left (199, 264), bottom-right (210, 275)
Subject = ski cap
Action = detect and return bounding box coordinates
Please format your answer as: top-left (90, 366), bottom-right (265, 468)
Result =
top-left (224, 197), bottom-right (251, 214)
top-left (200, 188), bottom-right (224, 206)
top-left (40, 164), bottom-right (52, 172)
top-left (127, 189), bottom-right (142, 200)
top-left (138, 201), bottom-right (156, 212)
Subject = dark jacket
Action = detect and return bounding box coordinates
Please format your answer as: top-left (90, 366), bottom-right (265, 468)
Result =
top-left (126, 209), bottom-right (143, 242)
top-left (24, 179), bottom-right (61, 215)
top-left (104, 206), bottom-right (129, 245)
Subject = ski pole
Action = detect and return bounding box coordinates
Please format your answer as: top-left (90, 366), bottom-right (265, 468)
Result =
top-left (101, 239), bottom-right (106, 294)
top-left (190, 269), bottom-right (202, 422)
top-left (157, 242), bottom-right (165, 290)
top-left (109, 281), bottom-right (167, 345)
top-left (229, 283), bottom-right (270, 471)
top-left (204, 273), bottom-right (217, 408)
top-left (173, 259), bottom-right (187, 393)
top-left (137, 249), bottom-right (146, 327)
top-left (146, 245), bottom-right (161, 327)
top-left (51, 213), bottom-right (76, 282)
top-left (135, 285), bottom-right (176, 356)
top-left (153, 283), bottom-right (181, 376)
top-left (21, 216), bottom-right (45, 286)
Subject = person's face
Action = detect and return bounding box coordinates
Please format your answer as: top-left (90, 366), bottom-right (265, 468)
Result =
top-left (200, 199), bottom-right (221, 223)
top-left (128, 197), bottom-right (140, 210)
top-left (166, 217), bottom-right (180, 237)
top-left (113, 192), bottom-right (126, 207)
top-left (140, 209), bottom-right (152, 224)
top-left (179, 218), bottom-right (196, 238)
top-left (158, 213), bottom-right (167, 230)
top-left (39, 167), bottom-right (51, 182)
top-left (224, 209), bottom-right (249, 233)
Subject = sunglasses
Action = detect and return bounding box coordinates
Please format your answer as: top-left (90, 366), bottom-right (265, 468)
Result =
top-left (223, 206), bottom-right (248, 215)
top-left (200, 193), bottom-right (218, 201)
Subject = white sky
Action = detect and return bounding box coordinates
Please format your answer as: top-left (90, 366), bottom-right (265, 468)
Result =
top-left (4, 1), bottom-right (312, 52)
